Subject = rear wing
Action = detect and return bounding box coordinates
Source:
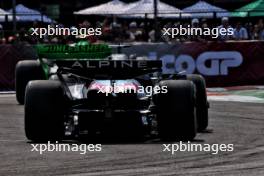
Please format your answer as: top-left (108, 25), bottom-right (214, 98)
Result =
top-left (36, 42), bottom-right (162, 78)
top-left (36, 42), bottom-right (112, 60)
top-left (55, 60), bottom-right (162, 79)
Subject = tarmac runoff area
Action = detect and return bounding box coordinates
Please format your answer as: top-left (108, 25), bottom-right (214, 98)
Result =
top-left (207, 86), bottom-right (264, 103)
top-left (0, 86), bottom-right (264, 175)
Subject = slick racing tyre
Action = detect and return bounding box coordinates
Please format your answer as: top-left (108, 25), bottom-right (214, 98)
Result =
top-left (15, 60), bottom-right (45, 104)
top-left (187, 74), bottom-right (209, 132)
top-left (155, 80), bottom-right (197, 141)
top-left (25, 80), bottom-right (65, 142)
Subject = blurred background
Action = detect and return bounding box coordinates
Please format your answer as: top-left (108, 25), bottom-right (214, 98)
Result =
top-left (0, 0), bottom-right (263, 44)
top-left (1, 0), bottom-right (264, 90)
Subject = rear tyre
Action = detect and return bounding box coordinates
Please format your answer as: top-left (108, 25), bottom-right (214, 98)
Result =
top-left (25, 80), bottom-right (65, 142)
top-left (187, 74), bottom-right (208, 132)
top-left (155, 80), bottom-right (197, 141)
top-left (15, 60), bottom-right (45, 104)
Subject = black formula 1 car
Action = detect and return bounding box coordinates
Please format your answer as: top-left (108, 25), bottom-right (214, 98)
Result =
top-left (15, 42), bottom-right (209, 142)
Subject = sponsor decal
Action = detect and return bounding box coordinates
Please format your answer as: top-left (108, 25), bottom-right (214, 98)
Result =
top-left (149, 51), bottom-right (243, 76)
top-left (71, 60), bottom-right (148, 69)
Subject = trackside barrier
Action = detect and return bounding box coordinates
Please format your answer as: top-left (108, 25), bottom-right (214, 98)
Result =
top-left (1, 41), bottom-right (264, 90)
top-left (123, 41), bottom-right (264, 87)
top-left (0, 44), bottom-right (37, 91)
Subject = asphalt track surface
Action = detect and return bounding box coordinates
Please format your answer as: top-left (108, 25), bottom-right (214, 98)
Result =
top-left (1, 94), bottom-right (264, 176)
